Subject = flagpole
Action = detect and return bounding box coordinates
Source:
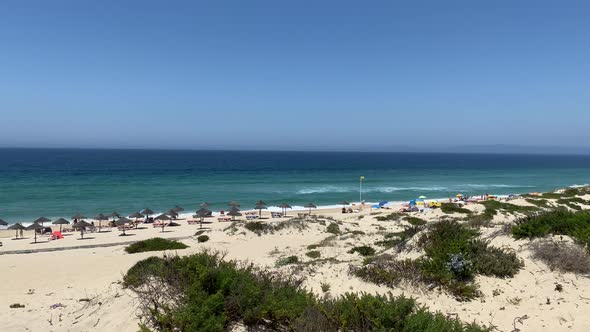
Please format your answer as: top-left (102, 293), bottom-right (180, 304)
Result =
top-left (359, 176), bottom-right (364, 203)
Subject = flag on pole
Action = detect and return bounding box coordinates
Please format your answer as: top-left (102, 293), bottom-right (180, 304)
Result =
top-left (360, 176), bottom-right (365, 180)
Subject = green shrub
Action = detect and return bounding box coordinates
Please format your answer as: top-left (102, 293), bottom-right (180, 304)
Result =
top-left (9, 303), bottom-right (25, 308)
top-left (124, 252), bottom-right (489, 331)
top-left (305, 250), bottom-right (321, 259)
top-left (356, 220), bottom-right (522, 301)
top-left (525, 198), bottom-right (551, 208)
top-left (326, 223), bottom-right (340, 235)
top-left (348, 246), bottom-right (376, 257)
top-left (441, 203), bottom-right (471, 214)
top-left (512, 209), bottom-right (590, 248)
top-left (197, 235), bottom-right (209, 243)
top-left (245, 221), bottom-right (273, 235)
top-left (375, 226), bottom-right (422, 249)
top-left (375, 212), bottom-right (405, 222)
top-left (125, 238), bottom-right (188, 254)
top-left (406, 217), bottom-right (427, 226)
top-left (351, 230), bottom-right (366, 235)
top-left (276, 255), bottom-right (299, 267)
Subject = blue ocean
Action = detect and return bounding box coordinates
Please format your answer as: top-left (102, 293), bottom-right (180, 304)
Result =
top-left (1, 148), bottom-right (589, 223)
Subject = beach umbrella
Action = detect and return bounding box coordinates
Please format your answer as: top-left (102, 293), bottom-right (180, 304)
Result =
top-left (8, 223), bottom-right (25, 239)
top-left (173, 206), bottom-right (184, 212)
top-left (166, 209), bottom-right (179, 219)
top-left (199, 202), bottom-right (210, 208)
top-left (109, 212), bottom-right (120, 222)
top-left (304, 203), bottom-right (317, 215)
top-left (114, 217), bottom-right (132, 236)
top-left (72, 220), bottom-right (93, 239)
top-left (26, 222), bottom-right (45, 243)
top-left (141, 208), bottom-right (154, 217)
top-left (129, 212), bottom-right (143, 219)
top-left (227, 209), bottom-right (242, 221)
top-left (279, 203), bottom-right (292, 216)
top-left (71, 213), bottom-right (86, 220)
top-left (194, 208), bottom-right (212, 226)
top-left (418, 196), bottom-right (427, 199)
top-left (0, 218), bottom-right (8, 226)
top-left (34, 217), bottom-right (51, 227)
top-left (228, 201), bottom-right (240, 207)
top-left (155, 214), bottom-right (171, 232)
top-left (93, 213), bottom-right (108, 232)
top-left (254, 202), bottom-right (267, 217)
top-left (52, 218), bottom-right (70, 232)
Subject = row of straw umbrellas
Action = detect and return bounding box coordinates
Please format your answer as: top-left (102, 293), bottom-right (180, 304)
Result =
top-left (0, 200), bottom-right (335, 243)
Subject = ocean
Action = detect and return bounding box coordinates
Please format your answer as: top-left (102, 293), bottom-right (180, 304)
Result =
top-left (1, 148), bottom-right (589, 223)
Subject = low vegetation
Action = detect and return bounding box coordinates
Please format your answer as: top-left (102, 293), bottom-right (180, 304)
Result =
top-left (353, 220), bottom-right (522, 301)
top-left (441, 203), bottom-right (471, 214)
top-left (305, 250), bottom-right (321, 259)
top-left (375, 212), bottom-right (405, 222)
top-left (197, 235), bottom-right (209, 243)
top-left (125, 238), bottom-right (188, 254)
top-left (326, 223), bottom-right (341, 235)
top-left (348, 245), bottom-right (376, 257)
top-left (530, 241), bottom-right (590, 274)
top-left (124, 251), bottom-right (488, 331)
top-left (406, 217), bottom-right (427, 226)
top-left (276, 255), bottom-right (299, 267)
top-left (243, 217), bottom-right (308, 236)
top-left (375, 225), bottom-right (423, 250)
top-left (512, 209), bottom-right (590, 248)
top-left (525, 198), bottom-right (551, 208)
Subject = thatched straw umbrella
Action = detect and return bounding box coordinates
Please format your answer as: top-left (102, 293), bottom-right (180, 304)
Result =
top-left (227, 209), bottom-right (242, 221)
top-left (228, 201), bottom-right (240, 207)
top-left (141, 208), bottom-right (154, 218)
top-left (34, 217), bottom-right (51, 227)
top-left (166, 209), bottom-right (179, 220)
top-left (173, 206), bottom-right (184, 212)
top-left (129, 212), bottom-right (144, 228)
top-left (279, 203), bottom-right (292, 217)
top-left (304, 203), bottom-right (317, 215)
top-left (199, 202), bottom-right (210, 208)
top-left (155, 214), bottom-right (172, 232)
top-left (115, 217), bottom-right (133, 236)
top-left (26, 222), bottom-right (45, 243)
top-left (71, 213), bottom-right (86, 220)
top-left (8, 223), bottom-right (25, 239)
top-left (109, 212), bottom-right (120, 222)
top-left (254, 202), bottom-right (267, 218)
top-left (52, 218), bottom-right (70, 232)
top-left (93, 213), bottom-right (108, 232)
top-left (0, 218), bottom-right (7, 226)
top-left (72, 220), bottom-right (93, 239)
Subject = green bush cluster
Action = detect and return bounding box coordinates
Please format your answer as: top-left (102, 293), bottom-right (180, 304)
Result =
top-left (326, 223), bottom-right (341, 235)
top-left (556, 197), bottom-right (589, 211)
top-left (305, 250), bottom-right (321, 259)
top-left (125, 238), bottom-right (188, 254)
top-left (375, 212), bottom-right (405, 222)
top-left (197, 235), bottom-right (209, 243)
top-left (525, 198), bottom-right (551, 208)
top-left (348, 245), bottom-right (376, 257)
top-left (355, 220), bottom-right (522, 301)
top-left (512, 209), bottom-right (590, 248)
top-left (374, 225), bottom-right (422, 249)
top-left (276, 255), bottom-right (299, 266)
top-left (124, 251), bottom-right (489, 331)
top-left (406, 217), bottom-right (427, 226)
top-left (244, 218), bottom-right (309, 236)
top-left (441, 203), bottom-right (471, 214)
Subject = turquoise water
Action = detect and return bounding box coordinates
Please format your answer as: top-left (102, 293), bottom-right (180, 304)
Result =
top-left (1, 148), bottom-right (589, 223)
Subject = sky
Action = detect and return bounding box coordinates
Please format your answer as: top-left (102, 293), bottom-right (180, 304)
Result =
top-left (1, 0), bottom-right (589, 151)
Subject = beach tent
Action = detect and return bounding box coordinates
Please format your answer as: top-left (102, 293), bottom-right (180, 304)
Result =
top-left (155, 214), bottom-right (172, 232)
top-left (379, 201), bottom-right (389, 206)
top-left (114, 217), bottom-right (133, 236)
top-left (279, 203), bottom-right (292, 217)
top-left (304, 203), bottom-right (317, 215)
top-left (52, 218), bottom-right (70, 232)
top-left (72, 220), bottom-right (93, 239)
top-left (8, 223), bottom-right (26, 239)
top-left (0, 218), bottom-right (8, 226)
top-left (26, 222), bottom-right (45, 243)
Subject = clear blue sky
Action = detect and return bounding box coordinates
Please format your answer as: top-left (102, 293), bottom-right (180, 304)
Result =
top-left (1, 0), bottom-right (589, 151)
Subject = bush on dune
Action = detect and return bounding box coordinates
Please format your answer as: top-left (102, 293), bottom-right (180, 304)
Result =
top-left (124, 251), bottom-right (489, 331)
top-left (530, 241), bottom-right (590, 274)
top-left (353, 220), bottom-right (522, 301)
top-left (441, 203), bottom-right (472, 214)
top-left (512, 209), bottom-right (590, 248)
top-left (125, 238), bottom-right (188, 254)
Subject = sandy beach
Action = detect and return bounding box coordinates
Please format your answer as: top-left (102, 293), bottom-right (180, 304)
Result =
top-left (2, 197), bottom-right (590, 331)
